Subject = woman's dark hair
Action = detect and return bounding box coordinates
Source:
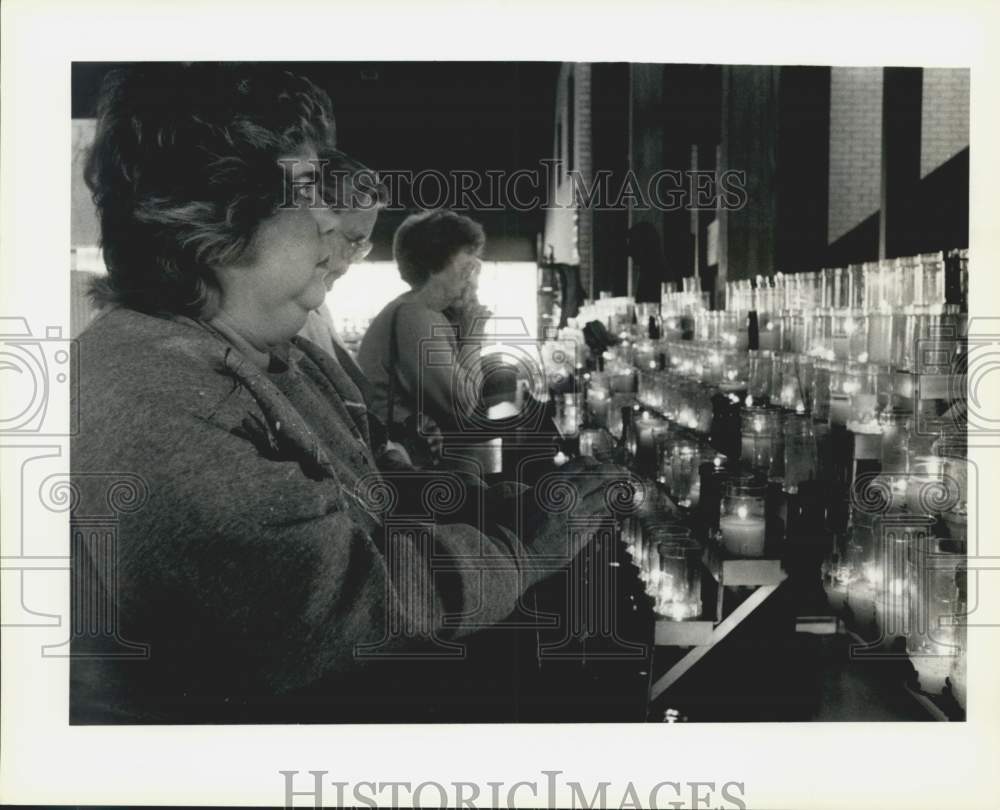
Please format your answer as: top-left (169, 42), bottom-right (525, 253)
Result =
top-left (85, 62), bottom-right (337, 316)
top-left (392, 209), bottom-right (486, 288)
top-left (317, 149), bottom-right (389, 212)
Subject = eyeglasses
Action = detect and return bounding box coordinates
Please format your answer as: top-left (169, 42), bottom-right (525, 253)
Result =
top-left (336, 231), bottom-right (373, 263)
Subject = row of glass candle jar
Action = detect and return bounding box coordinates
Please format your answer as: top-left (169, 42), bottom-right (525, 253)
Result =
top-left (621, 517), bottom-right (703, 620)
top-left (724, 252), bottom-right (959, 314)
top-left (631, 349), bottom-right (908, 433)
top-left (572, 386), bottom-right (966, 526)
top-left (665, 303), bottom-right (964, 374)
top-left (828, 515), bottom-right (966, 699)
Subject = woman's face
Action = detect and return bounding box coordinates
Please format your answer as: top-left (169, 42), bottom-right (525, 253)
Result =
top-left (218, 147), bottom-right (338, 337)
top-left (438, 249), bottom-right (482, 306)
top-left (322, 205), bottom-right (379, 290)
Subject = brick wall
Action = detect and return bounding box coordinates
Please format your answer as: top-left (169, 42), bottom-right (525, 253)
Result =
top-left (574, 64), bottom-right (593, 297)
top-left (921, 68), bottom-right (970, 179)
top-left (827, 67), bottom-right (883, 245)
top-left (543, 64), bottom-right (592, 292)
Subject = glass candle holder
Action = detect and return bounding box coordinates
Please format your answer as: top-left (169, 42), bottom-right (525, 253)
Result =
top-left (879, 410), bottom-right (911, 492)
top-left (636, 519), bottom-right (677, 582)
top-left (652, 528), bottom-right (703, 620)
top-left (740, 405), bottom-right (784, 480)
top-left (846, 505), bottom-right (883, 585)
top-left (720, 350), bottom-right (749, 391)
top-left (579, 427), bottom-right (614, 461)
top-left (637, 369), bottom-right (664, 412)
top-left (866, 311), bottom-right (890, 365)
top-left (585, 373), bottom-right (611, 427)
top-left (667, 439), bottom-right (703, 509)
top-left (847, 363), bottom-right (884, 434)
top-left (783, 412), bottom-right (817, 494)
top-left (620, 515), bottom-right (643, 561)
top-left (873, 519), bottom-right (929, 643)
top-left (938, 452), bottom-right (968, 518)
top-left (758, 313), bottom-right (781, 352)
top-left (719, 310), bottom-right (749, 351)
top-left (829, 362), bottom-right (857, 428)
top-left (633, 339), bottom-right (657, 371)
top-left (906, 534), bottom-right (965, 694)
top-left (609, 366), bottom-right (637, 394)
top-left (813, 419), bottom-right (835, 483)
top-left (719, 477), bottom-right (768, 558)
top-left (807, 309), bottom-right (835, 361)
top-left (554, 392), bottom-right (581, 437)
top-left (607, 395), bottom-right (636, 440)
top-left (904, 455), bottom-right (952, 516)
top-left (833, 309), bottom-right (868, 361)
top-left (777, 355), bottom-right (815, 412)
top-left (634, 411), bottom-right (670, 472)
top-left (811, 360), bottom-right (833, 424)
top-left (748, 350), bottom-right (774, 404)
top-left (844, 510), bottom-right (880, 632)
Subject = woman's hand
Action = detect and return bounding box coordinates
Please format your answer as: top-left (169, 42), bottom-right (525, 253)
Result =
top-left (450, 284), bottom-right (492, 342)
top-left (525, 461), bottom-right (634, 563)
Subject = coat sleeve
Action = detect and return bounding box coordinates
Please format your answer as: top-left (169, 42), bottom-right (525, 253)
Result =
top-left (104, 394), bottom-right (566, 696)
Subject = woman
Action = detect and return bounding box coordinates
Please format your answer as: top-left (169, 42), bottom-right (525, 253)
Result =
top-left (357, 209), bottom-right (494, 469)
top-left (72, 63), bottom-right (621, 723)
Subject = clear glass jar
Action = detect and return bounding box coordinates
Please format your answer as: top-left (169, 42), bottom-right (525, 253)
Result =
top-left (666, 438), bottom-right (702, 509)
top-left (874, 519), bottom-right (930, 643)
top-left (555, 392), bottom-right (581, 437)
top-left (906, 534), bottom-right (965, 694)
top-left (833, 309), bottom-right (868, 362)
top-left (585, 372), bottom-right (611, 427)
top-left (847, 263), bottom-right (867, 311)
top-left (607, 395), bottom-right (637, 440)
top-left (579, 427), bottom-right (614, 461)
top-left (783, 413), bottom-right (817, 494)
top-left (778, 355), bottom-right (815, 412)
top-left (637, 369), bottom-right (663, 412)
top-left (740, 405), bottom-right (784, 480)
top-left (811, 360), bottom-right (833, 424)
top-left (866, 311), bottom-right (894, 365)
top-left (828, 362), bottom-right (856, 428)
top-left (847, 363), bottom-right (885, 433)
top-left (633, 411), bottom-right (671, 472)
top-left (720, 350), bottom-right (748, 391)
top-left (632, 338), bottom-right (657, 371)
top-left (919, 252), bottom-right (946, 308)
top-left (635, 515), bottom-right (681, 578)
top-left (879, 409), bottom-right (910, 473)
top-left (846, 506), bottom-right (882, 585)
top-left (652, 527), bottom-right (703, 620)
top-left (748, 350), bottom-right (774, 404)
top-left (719, 476), bottom-right (768, 558)
top-left (728, 312), bottom-right (750, 351)
top-left (904, 455), bottom-right (950, 516)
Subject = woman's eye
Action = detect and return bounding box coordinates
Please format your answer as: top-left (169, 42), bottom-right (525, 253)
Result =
top-left (292, 183), bottom-right (317, 206)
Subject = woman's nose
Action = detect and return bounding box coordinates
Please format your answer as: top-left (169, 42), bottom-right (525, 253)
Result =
top-left (312, 206), bottom-right (342, 235)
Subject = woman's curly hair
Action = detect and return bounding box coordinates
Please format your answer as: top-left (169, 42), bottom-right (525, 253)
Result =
top-left (85, 62), bottom-right (337, 316)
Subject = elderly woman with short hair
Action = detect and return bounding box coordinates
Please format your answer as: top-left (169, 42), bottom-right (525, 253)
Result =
top-left (72, 63), bottom-right (620, 724)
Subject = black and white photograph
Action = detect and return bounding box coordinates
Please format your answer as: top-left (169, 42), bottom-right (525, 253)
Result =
top-left (3, 1), bottom-right (999, 807)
